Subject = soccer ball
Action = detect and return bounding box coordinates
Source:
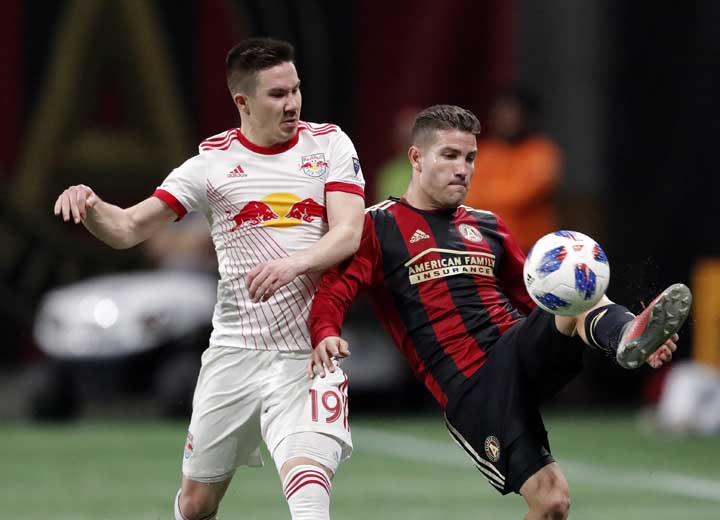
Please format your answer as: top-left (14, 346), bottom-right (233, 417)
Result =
top-left (523, 230), bottom-right (610, 316)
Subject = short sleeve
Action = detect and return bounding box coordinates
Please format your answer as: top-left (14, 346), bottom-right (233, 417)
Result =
top-left (153, 154), bottom-right (208, 220)
top-left (325, 130), bottom-right (365, 198)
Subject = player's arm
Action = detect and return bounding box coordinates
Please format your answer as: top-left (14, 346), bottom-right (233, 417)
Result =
top-left (308, 215), bottom-right (379, 377)
top-left (495, 214), bottom-right (536, 314)
top-left (247, 190), bottom-right (365, 302)
top-left (54, 184), bottom-right (177, 249)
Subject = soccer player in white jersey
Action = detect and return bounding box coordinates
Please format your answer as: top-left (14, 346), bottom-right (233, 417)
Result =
top-left (53, 38), bottom-right (365, 520)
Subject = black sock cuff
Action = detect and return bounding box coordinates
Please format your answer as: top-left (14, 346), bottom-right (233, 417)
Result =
top-left (584, 304), bottom-right (634, 356)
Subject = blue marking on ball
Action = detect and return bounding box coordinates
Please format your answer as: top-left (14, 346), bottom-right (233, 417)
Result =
top-left (553, 230), bottom-right (577, 240)
top-left (575, 265), bottom-right (597, 300)
top-left (536, 246), bottom-right (567, 278)
top-left (534, 292), bottom-right (570, 310)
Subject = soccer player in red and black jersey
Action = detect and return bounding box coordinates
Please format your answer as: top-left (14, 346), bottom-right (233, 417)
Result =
top-left (307, 105), bottom-right (692, 519)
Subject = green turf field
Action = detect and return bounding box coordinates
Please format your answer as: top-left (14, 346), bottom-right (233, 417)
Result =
top-left (2, 411), bottom-right (718, 519)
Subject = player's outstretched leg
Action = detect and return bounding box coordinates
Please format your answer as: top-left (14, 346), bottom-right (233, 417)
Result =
top-left (615, 283), bottom-right (692, 369)
top-left (576, 283), bottom-right (692, 369)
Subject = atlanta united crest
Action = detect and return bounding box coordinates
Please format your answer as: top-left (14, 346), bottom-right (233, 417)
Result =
top-left (459, 223), bottom-right (483, 243)
top-left (484, 435), bottom-right (500, 462)
top-left (300, 153), bottom-right (329, 177)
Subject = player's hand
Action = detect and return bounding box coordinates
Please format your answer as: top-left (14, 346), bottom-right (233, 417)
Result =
top-left (54, 184), bottom-right (98, 224)
top-left (247, 256), bottom-right (303, 303)
top-left (308, 336), bottom-right (350, 379)
top-left (647, 333), bottom-right (679, 369)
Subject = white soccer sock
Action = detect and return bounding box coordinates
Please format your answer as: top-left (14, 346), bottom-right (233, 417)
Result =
top-left (282, 465), bottom-right (332, 520)
top-left (174, 490), bottom-right (217, 520)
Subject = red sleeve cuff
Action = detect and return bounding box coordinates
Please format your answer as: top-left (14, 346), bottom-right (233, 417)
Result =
top-left (153, 189), bottom-right (187, 219)
top-left (311, 324), bottom-right (342, 348)
top-left (325, 182), bottom-right (365, 199)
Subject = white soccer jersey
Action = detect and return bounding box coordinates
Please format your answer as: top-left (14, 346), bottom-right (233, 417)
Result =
top-left (153, 121), bottom-right (365, 351)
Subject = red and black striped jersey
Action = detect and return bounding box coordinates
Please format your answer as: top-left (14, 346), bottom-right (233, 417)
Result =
top-left (309, 198), bottom-right (535, 408)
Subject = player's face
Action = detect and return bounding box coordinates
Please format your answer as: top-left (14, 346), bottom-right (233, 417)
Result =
top-left (414, 129), bottom-right (477, 209)
top-left (242, 62), bottom-right (302, 146)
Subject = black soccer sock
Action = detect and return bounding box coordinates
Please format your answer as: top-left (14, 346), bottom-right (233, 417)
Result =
top-left (584, 304), bottom-right (635, 356)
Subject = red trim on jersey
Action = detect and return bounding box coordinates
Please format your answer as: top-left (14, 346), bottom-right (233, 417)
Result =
top-left (325, 182), bottom-right (365, 198)
top-left (388, 205), bottom-right (487, 378)
top-left (153, 189), bottom-right (187, 219)
top-left (454, 207), bottom-right (528, 335)
top-left (237, 128), bottom-right (300, 154)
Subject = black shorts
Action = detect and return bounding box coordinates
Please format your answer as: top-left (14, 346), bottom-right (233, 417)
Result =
top-left (444, 308), bottom-right (583, 495)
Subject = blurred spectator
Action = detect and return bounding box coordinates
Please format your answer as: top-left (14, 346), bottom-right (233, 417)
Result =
top-left (465, 87), bottom-right (562, 252)
top-left (373, 106), bottom-right (419, 203)
top-left (655, 360), bottom-right (720, 435)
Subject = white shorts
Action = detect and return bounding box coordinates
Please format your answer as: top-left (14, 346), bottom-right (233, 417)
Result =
top-left (182, 347), bottom-right (352, 482)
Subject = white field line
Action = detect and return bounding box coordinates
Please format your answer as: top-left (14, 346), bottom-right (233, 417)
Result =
top-left (352, 427), bottom-right (720, 502)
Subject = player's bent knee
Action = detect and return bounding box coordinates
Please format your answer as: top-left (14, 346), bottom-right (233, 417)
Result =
top-left (176, 478), bottom-right (229, 520)
top-left (520, 463), bottom-right (570, 519)
top-left (177, 492), bottom-right (218, 520)
top-left (540, 490), bottom-right (571, 519)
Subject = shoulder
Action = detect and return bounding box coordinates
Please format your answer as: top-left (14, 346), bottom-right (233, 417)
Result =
top-left (458, 204), bottom-right (501, 226)
top-left (299, 121), bottom-right (356, 148)
top-left (198, 128), bottom-right (239, 153)
top-left (458, 204), bottom-right (496, 217)
top-left (364, 199), bottom-right (403, 231)
top-left (170, 150), bottom-right (210, 177)
top-left (298, 120), bottom-right (340, 136)
top-left (365, 198), bottom-right (398, 216)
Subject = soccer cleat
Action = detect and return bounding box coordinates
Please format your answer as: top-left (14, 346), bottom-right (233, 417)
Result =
top-left (616, 283), bottom-right (692, 369)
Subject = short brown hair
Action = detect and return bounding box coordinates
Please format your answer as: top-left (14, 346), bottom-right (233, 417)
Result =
top-left (225, 38), bottom-right (295, 94)
top-left (411, 104), bottom-right (481, 146)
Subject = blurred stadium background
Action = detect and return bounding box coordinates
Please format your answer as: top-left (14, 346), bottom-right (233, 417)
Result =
top-left (1, 1), bottom-right (720, 518)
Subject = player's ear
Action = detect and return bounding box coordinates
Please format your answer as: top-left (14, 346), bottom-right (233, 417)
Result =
top-left (234, 93), bottom-right (249, 115)
top-left (408, 145), bottom-right (422, 172)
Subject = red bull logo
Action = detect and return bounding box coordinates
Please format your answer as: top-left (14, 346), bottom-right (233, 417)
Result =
top-left (228, 192), bottom-right (326, 230)
top-left (285, 198), bottom-right (327, 222)
top-left (228, 200), bottom-right (279, 229)
top-left (300, 153), bottom-right (329, 177)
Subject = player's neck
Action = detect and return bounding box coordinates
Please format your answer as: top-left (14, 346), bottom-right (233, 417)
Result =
top-left (240, 124), bottom-right (292, 148)
top-left (405, 187), bottom-right (441, 212)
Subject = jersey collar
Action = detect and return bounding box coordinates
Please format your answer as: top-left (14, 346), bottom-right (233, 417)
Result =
top-left (394, 197), bottom-right (458, 216)
top-left (237, 128), bottom-right (300, 155)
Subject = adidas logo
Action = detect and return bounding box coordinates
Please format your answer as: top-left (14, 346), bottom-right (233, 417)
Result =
top-left (227, 164), bottom-right (246, 177)
top-left (410, 229), bottom-right (430, 244)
